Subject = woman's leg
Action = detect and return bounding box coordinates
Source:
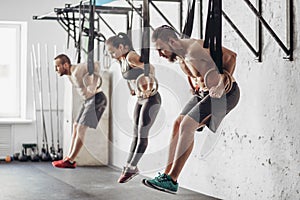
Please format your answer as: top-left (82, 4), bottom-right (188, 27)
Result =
top-left (126, 101), bottom-right (142, 165)
top-left (129, 95), bottom-right (161, 167)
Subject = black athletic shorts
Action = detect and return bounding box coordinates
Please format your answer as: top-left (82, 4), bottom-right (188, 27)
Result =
top-left (181, 82), bottom-right (240, 132)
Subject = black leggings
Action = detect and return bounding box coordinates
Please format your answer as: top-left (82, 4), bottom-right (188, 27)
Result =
top-left (126, 92), bottom-right (161, 166)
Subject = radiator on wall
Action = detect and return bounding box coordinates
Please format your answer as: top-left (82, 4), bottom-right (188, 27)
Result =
top-left (0, 125), bottom-right (12, 158)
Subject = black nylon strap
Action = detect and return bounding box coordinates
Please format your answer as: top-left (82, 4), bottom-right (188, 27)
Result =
top-left (65, 12), bottom-right (71, 49)
top-left (214, 0), bottom-right (222, 70)
top-left (140, 0), bottom-right (150, 76)
top-left (72, 10), bottom-right (77, 49)
top-left (203, 0), bottom-right (213, 48)
top-left (87, 0), bottom-right (95, 75)
top-left (182, 0), bottom-right (196, 38)
top-left (203, 0), bottom-right (223, 74)
top-left (77, 1), bottom-right (84, 63)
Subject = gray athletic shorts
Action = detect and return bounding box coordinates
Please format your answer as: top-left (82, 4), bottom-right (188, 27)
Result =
top-left (76, 91), bottom-right (107, 129)
top-left (181, 82), bottom-right (240, 132)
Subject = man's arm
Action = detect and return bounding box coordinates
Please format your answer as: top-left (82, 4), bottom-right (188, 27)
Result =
top-left (222, 47), bottom-right (237, 75)
top-left (84, 62), bottom-right (101, 94)
top-left (188, 44), bottom-right (225, 98)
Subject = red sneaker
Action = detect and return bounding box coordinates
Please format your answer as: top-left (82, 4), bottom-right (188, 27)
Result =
top-left (118, 167), bottom-right (139, 183)
top-left (52, 158), bottom-right (76, 169)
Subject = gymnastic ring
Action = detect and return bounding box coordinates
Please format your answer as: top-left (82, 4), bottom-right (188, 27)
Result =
top-left (203, 68), bottom-right (217, 88)
top-left (103, 51), bottom-right (111, 70)
top-left (223, 70), bottom-right (233, 93)
top-left (204, 68), bottom-right (233, 94)
top-left (136, 74), bottom-right (159, 98)
top-left (83, 73), bottom-right (102, 90)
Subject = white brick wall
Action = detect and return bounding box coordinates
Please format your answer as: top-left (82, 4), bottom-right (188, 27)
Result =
top-left (176, 1), bottom-right (300, 199)
top-left (0, 1), bottom-right (299, 199)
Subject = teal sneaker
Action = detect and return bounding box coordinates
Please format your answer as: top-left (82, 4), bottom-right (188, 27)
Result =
top-left (144, 173), bottom-right (178, 194)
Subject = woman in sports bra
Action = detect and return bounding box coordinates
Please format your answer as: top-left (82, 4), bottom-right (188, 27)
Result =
top-left (106, 33), bottom-right (161, 183)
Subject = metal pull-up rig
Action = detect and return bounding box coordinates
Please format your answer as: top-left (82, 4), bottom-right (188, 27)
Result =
top-left (33, 0), bottom-right (143, 63)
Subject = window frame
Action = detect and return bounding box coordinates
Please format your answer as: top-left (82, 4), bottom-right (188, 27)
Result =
top-left (0, 21), bottom-right (27, 120)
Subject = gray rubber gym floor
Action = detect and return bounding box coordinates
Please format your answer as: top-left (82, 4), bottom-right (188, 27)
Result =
top-left (0, 162), bottom-right (220, 200)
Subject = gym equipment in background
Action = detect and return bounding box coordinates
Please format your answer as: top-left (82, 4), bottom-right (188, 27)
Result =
top-left (18, 144), bottom-right (39, 162)
top-left (32, 44), bottom-right (52, 161)
top-left (45, 45), bottom-right (58, 161)
top-left (54, 45), bottom-right (63, 160)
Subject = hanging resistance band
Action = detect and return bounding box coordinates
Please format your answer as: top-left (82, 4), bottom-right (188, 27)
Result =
top-left (203, 0), bottom-right (223, 74)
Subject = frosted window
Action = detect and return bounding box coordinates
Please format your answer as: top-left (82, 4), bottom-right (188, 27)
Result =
top-left (0, 22), bottom-right (27, 118)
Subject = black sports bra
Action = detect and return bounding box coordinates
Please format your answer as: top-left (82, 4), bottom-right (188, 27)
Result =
top-left (120, 52), bottom-right (144, 80)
